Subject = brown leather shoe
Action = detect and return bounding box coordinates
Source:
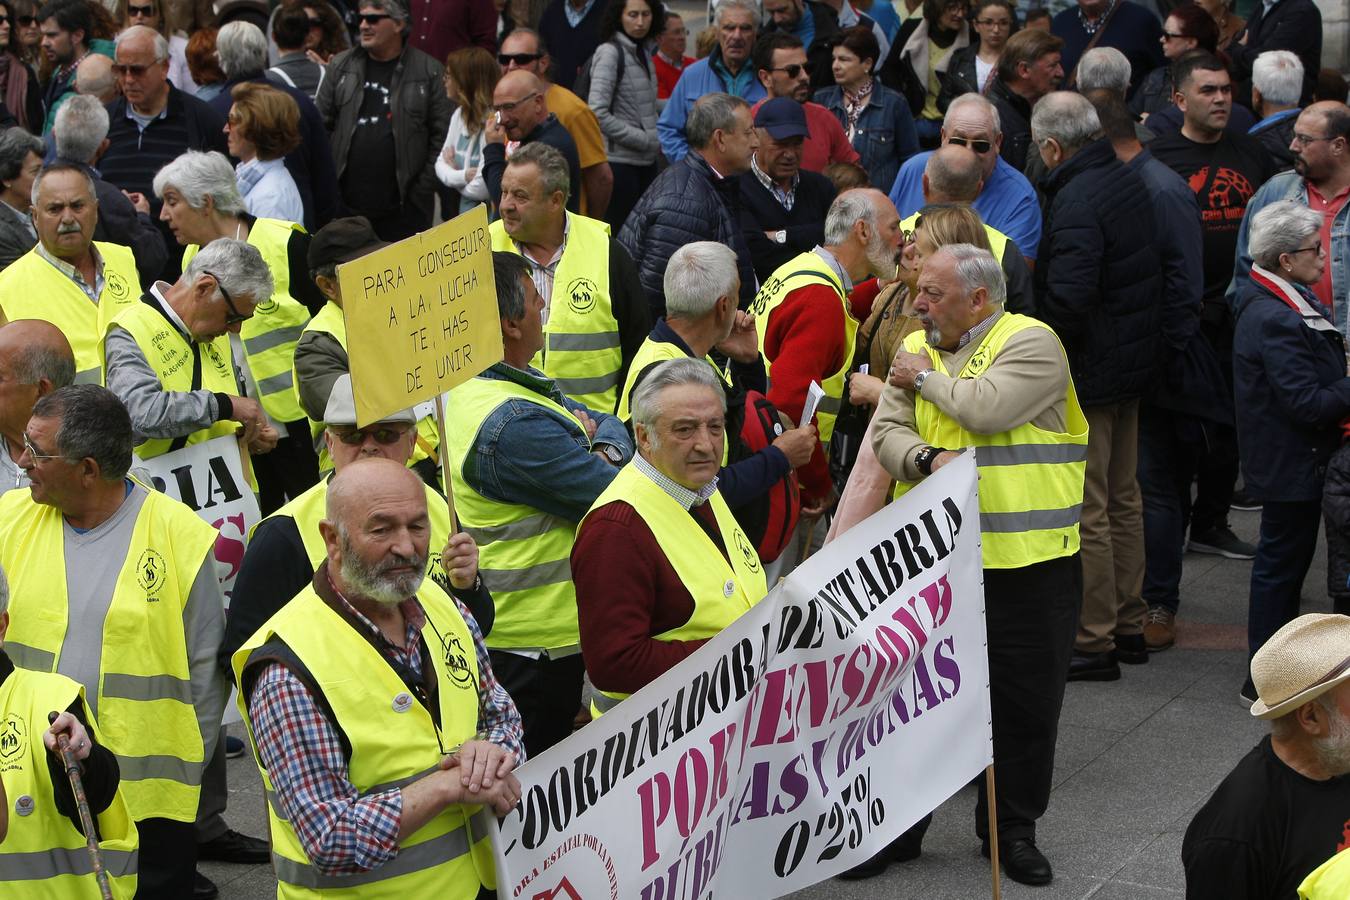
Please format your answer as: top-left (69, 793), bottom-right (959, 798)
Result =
top-left (1143, 606), bottom-right (1176, 651)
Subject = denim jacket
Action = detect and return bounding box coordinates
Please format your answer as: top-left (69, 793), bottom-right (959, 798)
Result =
top-left (814, 82), bottom-right (919, 197)
top-left (461, 363), bottom-right (633, 523)
top-left (1229, 170), bottom-right (1350, 336)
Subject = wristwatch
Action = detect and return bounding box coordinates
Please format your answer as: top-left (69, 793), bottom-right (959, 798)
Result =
top-left (596, 443), bottom-right (624, 464)
top-left (914, 445), bottom-right (944, 476)
top-left (913, 367), bottom-right (936, 394)
top-left (773, 230), bottom-right (787, 244)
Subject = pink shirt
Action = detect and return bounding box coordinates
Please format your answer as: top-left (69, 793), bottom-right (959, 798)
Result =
top-left (1306, 181), bottom-right (1350, 315)
top-left (751, 99), bottom-right (862, 174)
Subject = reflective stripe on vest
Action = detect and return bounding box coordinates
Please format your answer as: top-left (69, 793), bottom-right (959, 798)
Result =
top-left (297, 300), bottom-right (441, 473)
top-left (105, 302), bottom-right (238, 459)
top-left (615, 339), bottom-right (734, 462)
top-left (256, 478), bottom-right (456, 593)
top-left (0, 487), bottom-right (218, 822)
top-left (441, 375), bottom-right (586, 652)
top-left (184, 219), bottom-right (310, 422)
top-left (232, 584), bottom-right (492, 899)
top-left (899, 213), bottom-right (1009, 266)
top-left (895, 313), bottom-right (1088, 569)
top-left (0, 242), bottom-right (139, 384)
top-left (0, 668), bottom-right (139, 898)
top-left (585, 463), bottom-right (768, 714)
top-left (489, 214), bottom-right (622, 412)
top-left (751, 251), bottom-right (858, 444)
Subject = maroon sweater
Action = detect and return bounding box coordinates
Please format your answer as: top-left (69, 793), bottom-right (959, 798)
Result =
top-left (572, 498), bottom-right (730, 694)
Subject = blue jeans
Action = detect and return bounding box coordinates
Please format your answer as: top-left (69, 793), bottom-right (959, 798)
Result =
top-left (1247, 499), bottom-right (1322, 661)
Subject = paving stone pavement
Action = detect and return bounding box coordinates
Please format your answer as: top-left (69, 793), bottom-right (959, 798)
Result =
top-left (212, 508), bottom-right (1315, 899)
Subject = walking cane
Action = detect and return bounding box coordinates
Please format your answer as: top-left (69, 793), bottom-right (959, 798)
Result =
top-left (47, 711), bottom-right (114, 900)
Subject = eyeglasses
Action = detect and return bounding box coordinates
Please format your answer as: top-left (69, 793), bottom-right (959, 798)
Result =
top-left (332, 424), bottom-right (412, 445)
top-left (357, 12), bottom-right (391, 24)
top-left (111, 62), bottom-right (156, 77)
top-left (497, 51), bottom-right (543, 67)
top-left (770, 63), bottom-right (805, 78)
top-left (22, 433), bottom-right (75, 464)
top-left (491, 90), bottom-right (537, 113)
top-left (974, 17), bottom-right (1010, 26)
top-left (947, 135), bottom-right (993, 153)
top-left (1289, 241), bottom-right (1324, 256)
top-left (203, 271), bottom-right (251, 324)
top-left (1292, 132), bottom-right (1338, 146)
top-left (127, 4), bottom-right (156, 16)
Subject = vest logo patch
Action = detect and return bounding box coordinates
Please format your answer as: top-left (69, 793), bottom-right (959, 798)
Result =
top-left (255, 296), bottom-right (278, 314)
top-left (442, 633), bottom-right (474, 689)
top-left (734, 528), bottom-right (762, 574)
top-left (567, 277), bottom-right (597, 315)
top-left (14, 793), bottom-right (34, 816)
top-left (965, 347), bottom-right (991, 377)
top-left (137, 549), bottom-right (167, 597)
top-left (0, 714), bottom-right (25, 760)
top-left (105, 269), bottom-right (130, 300)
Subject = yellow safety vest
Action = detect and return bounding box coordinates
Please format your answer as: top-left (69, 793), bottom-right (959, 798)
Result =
top-left (232, 581), bottom-right (493, 900)
top-left (0, 242), bottom-right (139, 384)
top-left (104, 301), bottom-right (238, 459)
top-left (255, 477), bottom-right (455, 593)
top-left (296, 300), bottom-right (442, 473)
top-left (615, 336), bottom-right (734, 464)
top-left (899, 212), bottom-right (1009, 264)
top-left (0, 487), bottom-right (218, 823)
top-left (751, 251), bottom-right (858, 444)
top-left (585, 463), bottom-right (767, 715)
top-left (894, 313), bottom-right (1088, 569)
top-left (0, 667), bottom-right (138, 899)
top-left (489, 214), bottom-right (622, 412)
top-left (441, 374), bottom-right (586, 653)
top-left (183, 219), bottom-right (310, 423)
top-left (1300, 848), bottom-right (1350, 899)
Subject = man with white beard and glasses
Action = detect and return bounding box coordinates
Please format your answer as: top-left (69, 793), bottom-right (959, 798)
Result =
top-left (1183, 614), bottom-right (1350, 899)
top-left (232, 457), bottom-right (524, 897)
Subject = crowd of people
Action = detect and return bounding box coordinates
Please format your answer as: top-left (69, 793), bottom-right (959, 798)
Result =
top-left (0, 0), bottom-right (1349, 897)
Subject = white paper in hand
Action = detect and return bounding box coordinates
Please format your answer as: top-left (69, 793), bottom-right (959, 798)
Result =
top-left (800, 380), bottom-right (826, 428)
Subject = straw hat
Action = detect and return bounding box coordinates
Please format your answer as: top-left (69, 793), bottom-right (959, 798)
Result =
top-left (1249, 614), bottom-right (1350, 719)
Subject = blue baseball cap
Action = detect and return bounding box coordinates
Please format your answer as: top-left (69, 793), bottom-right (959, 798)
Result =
top-left (754, 97), bottom-right (809, 141)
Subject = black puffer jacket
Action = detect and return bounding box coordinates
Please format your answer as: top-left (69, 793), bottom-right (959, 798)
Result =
top-left (618, 151), bottom-right (756, 318)
top-left (1035, 138), bottom-right (1162, 406)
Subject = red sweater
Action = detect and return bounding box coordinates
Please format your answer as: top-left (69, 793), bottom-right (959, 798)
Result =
top-left (572, 499), bottom-right (728, 694)
top-left (653, 52), bottom-right (695, 100)
top-left (762, 276), bottom-right (880, 501)
top-left (750, 99), bottom-right (861, 174)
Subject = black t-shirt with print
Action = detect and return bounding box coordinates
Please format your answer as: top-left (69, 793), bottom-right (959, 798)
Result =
top-left (341, 56), bottom-right (400, 218)
top-left (1151, 129), bottom-right (1275, 301)
top-left (1182, 735), bottom-right (1350, 900)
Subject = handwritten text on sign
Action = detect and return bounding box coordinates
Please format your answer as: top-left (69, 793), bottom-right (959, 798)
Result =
top-left (339, 204), bottom-right (503, 426)
top-left (493, 455), bottom-right (993, 900)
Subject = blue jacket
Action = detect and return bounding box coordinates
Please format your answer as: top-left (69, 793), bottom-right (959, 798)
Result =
top-left (1035, 138), bottom-right (1162, 406)
top-left (1229, 170), bottom-right (1350, 335)
top-left (813, 83), bottom-right (918, 196)
top-left (461, 363), bottom-right (633, 523)
top-left (656, 47), bottom-right (766, 163)
top-left (1233, 276), bottom-right (1350, 501)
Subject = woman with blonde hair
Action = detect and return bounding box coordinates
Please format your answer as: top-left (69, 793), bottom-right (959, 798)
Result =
top-left (225, 81), bottom-right (304, 222)
top-left (435, 45), bottom-right (499, 216)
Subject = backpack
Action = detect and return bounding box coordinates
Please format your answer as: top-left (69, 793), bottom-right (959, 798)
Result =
top-left (572, 39), bottom-right (626, 108)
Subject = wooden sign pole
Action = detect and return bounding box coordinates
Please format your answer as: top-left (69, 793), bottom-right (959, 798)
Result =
top-left (434, 393), bottom-right (458, 533)
top-left (986, 764), bottom-right (1002, 900)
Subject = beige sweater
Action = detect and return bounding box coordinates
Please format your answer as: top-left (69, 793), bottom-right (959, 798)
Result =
top-left (871, 312), bottom-right (1071, 483)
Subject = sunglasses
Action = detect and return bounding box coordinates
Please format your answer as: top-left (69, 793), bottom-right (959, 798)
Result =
top-left (112, 62), bottom-right (157, 77)
top-left (307, 16), bottom-right (323, 26)
top-left (947, 135), bottom-right (993, 153)
top-left (127, 4), bottom-right (156, 16)
top-left (15, 14), bottom-right (34, 25)
top-left (203, 271), bottom-right (250, 324)
top-left (1161, 30), bottom-right (1187, 39)
top-left (332, 424), bottom-right (412, 445)
top-left (770, 63), bottom-right (805, 78)
top-left (498, 51), bottom-right (543, 66)
top-left (357, 12), bottom-right (391, 24)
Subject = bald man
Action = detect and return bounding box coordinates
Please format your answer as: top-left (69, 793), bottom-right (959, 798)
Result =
top-left (233, 457), bottom-right (524, 894)
top-left (0, 320), bottom-right (75, 494)
top-left (75, 54), bottom-right (116, 103)
top-left (482, 69), bottom-right (582, 214)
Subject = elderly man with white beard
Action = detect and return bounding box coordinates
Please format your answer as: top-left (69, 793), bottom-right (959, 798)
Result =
top-left (232, 457), bottom-right (524, 898)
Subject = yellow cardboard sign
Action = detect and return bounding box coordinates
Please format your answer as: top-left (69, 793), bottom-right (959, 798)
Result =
top-left (339, 205), bottom-right (502, 427)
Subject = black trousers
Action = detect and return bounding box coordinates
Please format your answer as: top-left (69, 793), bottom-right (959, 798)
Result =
top-left (975, 553), bottom-right (1081, 843)
top-left (253, 429), bottom-right (321, 517)
top-left (135, 817), bottom-right (196, 899)
top-left (487, 651), bottom-right (585, 759)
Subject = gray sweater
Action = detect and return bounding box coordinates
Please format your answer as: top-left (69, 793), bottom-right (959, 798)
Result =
top-left (587, 34), bottom-right (659, 167)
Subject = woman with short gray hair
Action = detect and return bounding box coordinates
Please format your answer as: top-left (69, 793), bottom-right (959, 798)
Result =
top-left (154, 149), bottom-right (327, 511)
top-left (1232, 199), bottom-right (1350, 701)
top-left (0, 125), bottom-right (41, 269)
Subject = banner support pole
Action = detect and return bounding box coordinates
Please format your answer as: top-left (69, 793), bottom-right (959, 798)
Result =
top-left (434, 393), bottom-right (458, 532)
top-left (985, 764), bottom-right (1001, 900)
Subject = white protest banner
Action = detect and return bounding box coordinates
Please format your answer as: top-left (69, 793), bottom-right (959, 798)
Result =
top-left (136, 434), bottom-right (260, 608)
top-left (494, 454), bottom-right (992, 900)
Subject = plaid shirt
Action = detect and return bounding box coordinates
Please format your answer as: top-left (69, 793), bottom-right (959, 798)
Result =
top-left (248, 569), bottom-right (525, 875)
